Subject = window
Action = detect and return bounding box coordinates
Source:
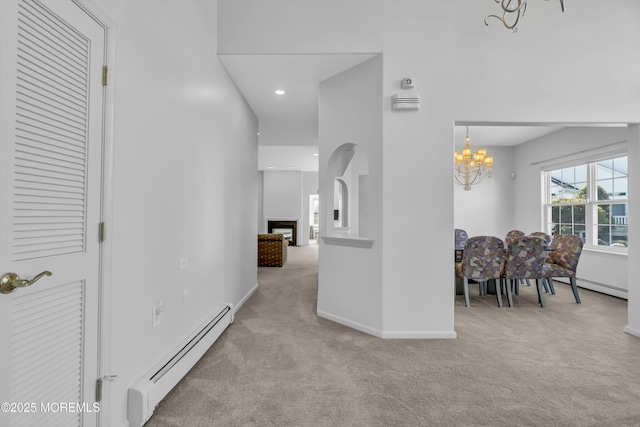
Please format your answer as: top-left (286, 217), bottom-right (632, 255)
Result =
top-left (545, 155), bottom-right (628, 251)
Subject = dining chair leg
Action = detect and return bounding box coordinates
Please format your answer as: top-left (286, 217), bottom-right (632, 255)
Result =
top-left (547, 278), bottom-right (556, 295)
top-left (495, 280), bottom-right (503, 307)
top-left (570, 277), bottom-right (581, 303)
top-left (514, 279), bottom-right (520, 295)
top-left (464, 278), bottom-right (471, 307)
top-left (535, 279), bottom-right (547, 308)
top-left (542, 279), bottom-right (550, 293)
top-left (505, 279), bottom-right (513, 307)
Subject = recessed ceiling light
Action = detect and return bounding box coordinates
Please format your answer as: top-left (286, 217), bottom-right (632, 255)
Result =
top-left (267, 166), bottom-right (273, 169)
top-left (313, 153), bottom-right (318, 156)
top-left (274, 89), bottom-right (285, 95)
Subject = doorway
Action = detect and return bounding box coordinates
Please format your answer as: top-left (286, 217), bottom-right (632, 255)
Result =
top-left (309, 195), bottom-right (319, 244)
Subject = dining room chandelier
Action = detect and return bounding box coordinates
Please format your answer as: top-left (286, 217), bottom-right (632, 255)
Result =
top-left (454, 127), bottom-right (493, 191)
top-left (484, 0), bottom-right (565, 32)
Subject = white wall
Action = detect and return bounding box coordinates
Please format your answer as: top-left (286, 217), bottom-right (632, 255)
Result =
top-left (91, 1), bottom-right (258, 425)
top-left (626, 125), bottom-right (640, 338)
top-left (263, 170), bottom-right (302, 220)
top-left (218, 0), bottom-right (640, 339)
top-left (454, 145), bottom-right (515, 239)
top-left (513, 127), bottom-right (629, 297)
top-left (318, 55), bottom-right (384, 335)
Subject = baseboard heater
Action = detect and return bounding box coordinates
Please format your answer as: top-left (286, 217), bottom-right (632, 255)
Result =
top-left (128, 303), bottom-right (234, 427)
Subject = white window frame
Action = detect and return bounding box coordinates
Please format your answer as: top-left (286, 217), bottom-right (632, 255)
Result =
top-left (543, 153), bottom-right (628, 254)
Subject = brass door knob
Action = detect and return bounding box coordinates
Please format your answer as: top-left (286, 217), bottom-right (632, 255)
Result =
top-left (0, 271), bottom-right (52, 294)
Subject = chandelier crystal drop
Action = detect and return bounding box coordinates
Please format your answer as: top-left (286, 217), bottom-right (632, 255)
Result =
top-left (454, 127), bottom-right (493, 191)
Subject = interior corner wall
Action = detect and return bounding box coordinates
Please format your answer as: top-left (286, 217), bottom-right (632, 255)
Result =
top-left (318, 55), bottom-right (383, 335)
top-left (92, 1), bottom-right (258, 425)
top-left (454, 145), bottom-right (515, 239)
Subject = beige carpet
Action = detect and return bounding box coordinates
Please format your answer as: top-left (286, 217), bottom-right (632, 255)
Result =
top-left (146, 244), bottom-right (640, 427)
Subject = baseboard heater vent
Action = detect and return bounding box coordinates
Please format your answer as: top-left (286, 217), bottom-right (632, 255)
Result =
top-left (128, 303), bottom-right (234, 427)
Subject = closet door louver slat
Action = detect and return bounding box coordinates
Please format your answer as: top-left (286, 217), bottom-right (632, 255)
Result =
top-left (13, 0), bottom-right (90, 262)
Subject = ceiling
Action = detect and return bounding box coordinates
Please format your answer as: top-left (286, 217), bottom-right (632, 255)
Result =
top-left (219, 54), bottom-right (564, 172)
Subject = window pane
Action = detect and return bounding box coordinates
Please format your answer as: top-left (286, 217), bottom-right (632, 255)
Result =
top-left (596, 180), bottom-right (613, 200)
top-left (611, 226), bottom-right (628, 247)
top-left (613, 156), bottom-right (628, 177)
top-left (560, 205), bottom-right (572, 223)
top-left (574, 225), bottom-right (586, 243)
top-left (559, 225), bottom-right (573, 235)
top-left (597, 204), bottom-right (611, 223)
top-left (610, 203), bottom-right (628, 224)
top-left (598, 225), bottom-right (611, 246)
top-left (575, 183), bottom-right (587, 201)
top-left (597, 159), bottom-right (613, 179)
top-left (551, 206), bottom-right (559, 223)
top-left (573, 205), bottom-right (585, 224)
top-left (613, 177), bottom-right (628, 199)
top-left (575, 165), bottom-right (587, 182)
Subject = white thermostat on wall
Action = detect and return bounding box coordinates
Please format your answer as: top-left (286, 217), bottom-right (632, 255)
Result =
top-left (392, 93), bottom-right (420, 111)
top-left (401, 77), bottom-right (415, 88)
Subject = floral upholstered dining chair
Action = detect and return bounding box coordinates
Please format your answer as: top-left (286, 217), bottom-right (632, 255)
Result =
top-left (505, 229), bottom-right (525, 248)
top-left (454, 229), bottom-right (468, 250)
top-left (454, 229), bottom-right (468, 264)
top-left (501, 236), bottom-right (549, 307)
top-left (529, 231), bottom-right (551, 244)
top-left (541, 234), bottom-right (583, 303)
top-left (528, 231), bottom-right (554, 293)
top-left (455, 236), bottom-right (505, 308)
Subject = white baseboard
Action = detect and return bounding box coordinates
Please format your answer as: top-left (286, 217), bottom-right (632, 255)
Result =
top-left (317, 309), bottom-right (383, 337)
top-left (234, 283), bottom-right (259, 315)
top-left (623, 325), bottom-right (640, 338)
top-left (381, 330), bottom-right (457, 339)
top-left (317, 309), bottom-right (457, 339)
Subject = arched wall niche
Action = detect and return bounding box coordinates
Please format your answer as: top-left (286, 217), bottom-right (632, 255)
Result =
top-left (325, 143), bottom-right (370, 239)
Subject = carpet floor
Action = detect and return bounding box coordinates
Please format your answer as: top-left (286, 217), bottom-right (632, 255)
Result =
top-left (146, 244), bottom-right (640, 427)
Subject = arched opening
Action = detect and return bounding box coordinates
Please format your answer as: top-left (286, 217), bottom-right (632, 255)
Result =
top-left (325, 143), bottom-right (369, 239)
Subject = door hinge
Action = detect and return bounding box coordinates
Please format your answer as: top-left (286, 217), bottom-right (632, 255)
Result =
top-left (99, 222), bottom-right (106, 242)
top-left (102, 65), bottom-right (109, 86)
top-left (96, 375), bottom-right (117, 402)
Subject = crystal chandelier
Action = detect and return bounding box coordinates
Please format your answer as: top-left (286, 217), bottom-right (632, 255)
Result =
top-left (454, 127), bottom-right (493, 191)
top-left (484, 0), bottom-right (565, 32)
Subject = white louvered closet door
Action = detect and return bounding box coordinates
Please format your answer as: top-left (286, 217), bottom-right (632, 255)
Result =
top-left (0, 1), bottom-right (105, 426)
